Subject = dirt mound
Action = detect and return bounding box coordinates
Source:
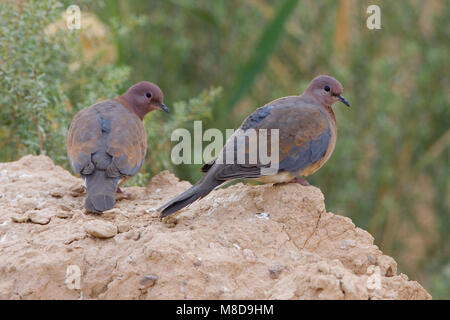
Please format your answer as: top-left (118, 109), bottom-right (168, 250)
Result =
top-left (0, 155), bottom-right (431, 299)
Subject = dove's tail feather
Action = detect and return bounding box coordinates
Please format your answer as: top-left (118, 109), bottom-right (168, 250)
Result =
top-left (158, 174), bottom-right (222, 217)
top-left (84, 170), bottom-right (119, 212)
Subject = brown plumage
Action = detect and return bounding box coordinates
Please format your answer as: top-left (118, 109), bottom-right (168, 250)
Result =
top-left (158, 75), bottom-right (349, 217)
top-left (67, 81), bottom-right (169, 213)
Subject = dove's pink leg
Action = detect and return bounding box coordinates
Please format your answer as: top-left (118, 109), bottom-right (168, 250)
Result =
top-left (291, 177), bottom-right (310, 186)
top-left (116, 177), bottom-right (130, 193)
top-left (274, 177), bottom-right (311, 186)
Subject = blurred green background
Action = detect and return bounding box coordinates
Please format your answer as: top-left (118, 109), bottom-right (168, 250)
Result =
top-left (0, 0), bottom-right (448, 298)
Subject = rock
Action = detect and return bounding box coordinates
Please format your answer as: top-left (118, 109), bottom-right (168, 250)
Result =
top-left (0, 156), bottom-right (432, 300)
top-left (11, 215), bottom-right (28, 223)
top-left (59, 204), bottom-right (72, 212)
top-left (117, 222), bottom-right (131, 233)
top-left (193, 257), bottom-right (202, 267)
top-left (316, 261), bottom-right (330, 274)
top-left (124, 230), bottom-right (141, 241)
top-left (28, 210), bottom-right (51, 225)
top-left (340, 239), bottom-right (356, 249)
top-left (69, 184), bottom-right (85, 197)
top-left (84, 220), bottom-right (117, 239)
top-left (377, 255), bottom-right (397, 277)
top-left (17, 198), bottom-right (38, 213)
top-left (255, 212), bottom-right (270, 219)
top-left (56, 211), bottom-right (74, 219)
top-left (50, 191), bottom-right (64, 198)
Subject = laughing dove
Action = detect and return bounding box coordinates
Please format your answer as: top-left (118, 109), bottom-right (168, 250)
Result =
top-left (158, 75), bottom-right (349, 217)
top-left (67, 81), bottom-right (169, 213)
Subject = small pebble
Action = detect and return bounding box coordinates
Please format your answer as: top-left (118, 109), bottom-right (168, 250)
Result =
top-left (57, 211), bottom-right (74, 219)
top-left (117, 222), bottom-right (131, 233)
top-left (163, 216), bottom-right (178, 228)
top-left (11, 215), bottom-right (28, 223)
top-left (243, 249), bottom-right (256, 262)
top-left (139, 275), bottom-right (158, 288)
top-left (28, 211), bottom-right (51, 225)
top-left (255, 212), bottom-right (270, 219)
top-left (400, 273), bottom-right (409, 281)
top-left (193, 257), bottom-right (202, 267)
top-left (116, 192), bottom-right (133, 201)
top-left (269, 264), bottom-right (284, 279)
top-left (50, 191), bottom-right (63, 198)
top-left (70, 185), bottom-right (85, 197)
top-left (316, 261), bottom-right (330, 274)
top-left (60, 204), bottom-right (72, 212)
top-left (125, 230), bottom-right (141, 241)
top-left (17, 198), bottom-right (38, 213)
top-left (340, 239), bottom-right (356, 249)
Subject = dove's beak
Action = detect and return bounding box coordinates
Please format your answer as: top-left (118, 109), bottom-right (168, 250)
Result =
top-left (338, 95), bottom-right (350, 107)
top-left (159, 102), bottom-right (170, 113)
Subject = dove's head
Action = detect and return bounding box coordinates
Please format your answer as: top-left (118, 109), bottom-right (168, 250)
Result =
top-left (121, 81), bottom-right (169, 119)
top-left (305, 75), bottom-right (350, 108)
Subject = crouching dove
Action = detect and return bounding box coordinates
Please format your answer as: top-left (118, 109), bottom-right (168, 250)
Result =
top-left (158, 75), bottom-right (349, 217)
top-left (67, 82), bottom-right (169, 213)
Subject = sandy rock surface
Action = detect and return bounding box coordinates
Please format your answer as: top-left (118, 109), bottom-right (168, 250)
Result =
top-left (0, 155), bottom-right (431, 299)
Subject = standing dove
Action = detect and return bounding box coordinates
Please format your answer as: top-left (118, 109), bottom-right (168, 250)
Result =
top-left (158, 75), bottom-right (349, 217)
top-left (67, 82), bottom-right (169, 213)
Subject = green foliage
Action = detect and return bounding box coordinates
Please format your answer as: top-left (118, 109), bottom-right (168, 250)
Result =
top-left (0, 0), bottom-right (130, 163)
top-left (223, 0), bottom-right (299, 116)
top-left (429, 262), bottom-right (450, 299)
top-left (0, 0), bottom-right (69, 161)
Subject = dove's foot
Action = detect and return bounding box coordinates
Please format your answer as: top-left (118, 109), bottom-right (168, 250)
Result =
top-left (116, 187), bottom-right (132, 201)
top-left (291, 177), bottom-right (310, 186)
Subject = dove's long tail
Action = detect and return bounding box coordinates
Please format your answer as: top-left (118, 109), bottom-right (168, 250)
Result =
top-left (84, 170), bottom-right (119, 212)
top-left (158, 172), bottom-right (222, 217)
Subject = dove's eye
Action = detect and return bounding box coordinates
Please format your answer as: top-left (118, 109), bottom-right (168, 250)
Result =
top-left (146, 92), bottom-right (152, 98)
top-left (324, 86), bottom-right (330, 92)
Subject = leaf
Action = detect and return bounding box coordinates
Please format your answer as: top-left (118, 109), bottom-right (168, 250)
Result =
top-left (222, 0), bottom-right (300, 116)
